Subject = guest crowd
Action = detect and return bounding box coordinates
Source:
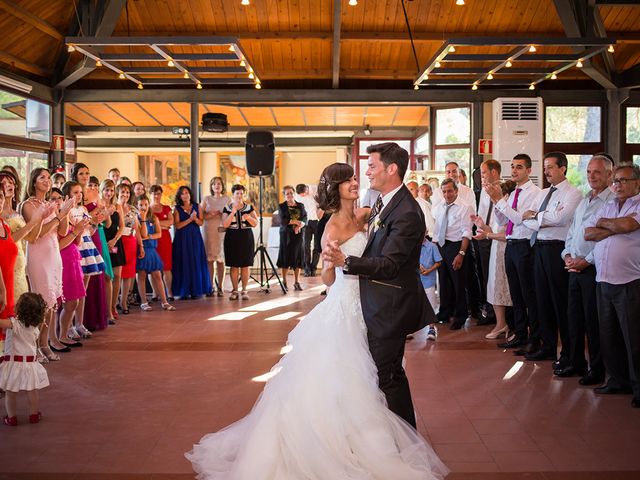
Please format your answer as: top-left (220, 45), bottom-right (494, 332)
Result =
top-left (405, 154), bottom-right (639, 409)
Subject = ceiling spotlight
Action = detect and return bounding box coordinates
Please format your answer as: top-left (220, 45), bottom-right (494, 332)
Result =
top-left (118, 72), bottom-right (125, 79)
top-left (241, 0), bottom-right (250, 4)
top-left (472, 84), bottom-right (478, 90)
top-left (183, 71), bottom-right (189, 79)
top-left (255, 83), bottom-right (262, 89)
top-left (248, 72), bottom-right (254, 79)
top-left (506, 60), bottom-right (513, 68)
top-left (349, 0), bottom-right (358, 5)
top-left (456, 0), bottom-right (465, 5)
top-left (95, 59), bottom-right (102, 67)
top-left (424, 74), bottom-right (429, 80)
top-left (196, 83), bottom-right (203, 89)
top-left (229, 45), bottom-right (236, 52)
top-left (529, 83), bottom-right (535, 90)
top-left (137, 83), bottom-right (143, 90)
top-left (414, 84), bottom-right (419, 90)
top-left (529, 45), bottom-right (537, 53)
top-left (551, 72), bottom-right (557, 80)
top-left (167, 59), bottom-right (175, 67)
top-left (240, 60), bottom-right (246, 67)
top-left (435, 61), bottom-right (441, 68)
top-left (487, 72), bottom-right (494, 80)
top-left (449, 45), bottom-right (456, 53)
top-left (608, 44), bottom-right (615, 53)
top-left (67, 44), bottom-right (75, 52)
top-left (364, 125), bottom-right (371, 136)
top-left (576, 60), bottom-right (583, 68)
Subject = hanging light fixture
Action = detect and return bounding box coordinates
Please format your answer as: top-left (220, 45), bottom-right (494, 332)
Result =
top-left (608, 44), bottom-right (615, 53)
top-left (118, 72), bottom-right (125, 79)
top-left (183, 71), bottom-right (189, 79)
top-left (471, 84), bottom-right (478, 90)
top-left (449, 45), bottom-right (456, 53)
top-left (67, 44), bottom-right (75, 52)
top-left (241, 0), bottom-right (250, 5)
top-left (137, 83), bottom-right (143, 90)
top-left (456, 0), bottom-right (465, 5)
top-left (95, 59), bottom-right (102, 67)
top-left (240, 60), bottom-right (246, 67)
top-left (167, 59), bottom-right (175, 67)
top-left (255, 83), bottom-right (262, 89)
top-left (248, 72), bottom-right (255, 79)
top-left (551, 72), bottom-right (558, 80)
top-left (529, 83), bottom-right (535, 90)
top-left (487, 72), bottom-right (494, 80)
top-left (349, 0), bottom-right (358, 5)
top-left (229, 45), bottom-right (236, 52)
top-left (506, 60), bottom-right (513, 68)
top-left (435, 61), bottom-right (441, 68)
top-left (414, 84), bottom-right (419, 90)
top-left (529, 45), bottom-right (537, 53)
top-left (576, 59), bottom-right (583, 68)
top-left (196, 82), bottom-right (203, 89)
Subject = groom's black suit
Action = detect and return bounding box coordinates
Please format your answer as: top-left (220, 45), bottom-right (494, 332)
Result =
top-left (345, 185), bottom-right (436, 428)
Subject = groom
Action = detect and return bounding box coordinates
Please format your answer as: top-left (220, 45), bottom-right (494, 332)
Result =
top-left (324, 142), bottom-right (435, 428)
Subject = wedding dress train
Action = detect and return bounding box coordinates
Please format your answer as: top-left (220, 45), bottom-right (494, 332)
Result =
top-left (186, 232), bottom-right (448, 479)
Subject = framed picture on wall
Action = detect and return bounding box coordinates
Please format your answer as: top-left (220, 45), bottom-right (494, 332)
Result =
top-left (218, 153), bottom-right (281, 216)
top-left (137, 152), bottom-right (190, 204)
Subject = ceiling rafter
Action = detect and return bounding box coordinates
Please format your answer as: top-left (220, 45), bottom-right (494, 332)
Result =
top-left (0, 0), bottom-right (64, 41)
top-left (332, 0), bottom-right (342, 89)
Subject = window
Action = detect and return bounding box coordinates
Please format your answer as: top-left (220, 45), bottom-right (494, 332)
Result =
top-left (0, 148), bottom-right (48, 189)
top-left (0, 89), bottom-right (51, 141)
top-left (544, 105), bottom-right (604, 192)
top-left (623, 106), bottom-right (640, 166)
top-left (433, 107), bottom-right (470, 172)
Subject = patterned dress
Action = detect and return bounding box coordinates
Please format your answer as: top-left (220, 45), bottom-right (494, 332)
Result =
top-left (4, 213), bottom-right (29, 299)
top-left (202, 195), bottom-right (230, 262)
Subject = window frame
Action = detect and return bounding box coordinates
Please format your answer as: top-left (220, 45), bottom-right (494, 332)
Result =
top-left (431, 104), bottom-right (471, 172)
top-left (623, 104), bottom-right (640, 165)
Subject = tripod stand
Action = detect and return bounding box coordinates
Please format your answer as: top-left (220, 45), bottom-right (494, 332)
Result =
top-left (251, 175), bottom-right (286, 293)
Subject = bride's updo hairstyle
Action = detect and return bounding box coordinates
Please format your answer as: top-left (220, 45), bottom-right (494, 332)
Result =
top-left (315, 163), bottom-right (354, 213)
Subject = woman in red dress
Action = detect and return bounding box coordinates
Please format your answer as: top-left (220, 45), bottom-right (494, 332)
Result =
top-left (0, 189), bottom-right (18, 321)
top-left (150, 185), bottom-right (174, 300)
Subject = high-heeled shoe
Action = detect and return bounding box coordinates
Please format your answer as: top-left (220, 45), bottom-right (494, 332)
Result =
top-left (485, 326), bottom-right (509, 340)
top-left (49, 343), bottom-right (71, 353)
top-left (36, 348), bottom-right (49, 364)
top-left (40, 346), bottom-right (60, 362)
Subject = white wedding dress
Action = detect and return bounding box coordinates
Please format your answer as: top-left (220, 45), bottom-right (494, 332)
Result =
top-left (186, 232), bottom-right (449, 480)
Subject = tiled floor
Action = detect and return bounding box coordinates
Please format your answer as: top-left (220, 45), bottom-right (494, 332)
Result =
top-left (2, 276), bottom-right (639, 479)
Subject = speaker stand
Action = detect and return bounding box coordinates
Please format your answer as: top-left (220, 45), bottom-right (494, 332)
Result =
top-left (251, 175), bottom-right (286, 294)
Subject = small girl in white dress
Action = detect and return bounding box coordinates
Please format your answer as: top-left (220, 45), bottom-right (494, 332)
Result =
top-left (0, 292), bottom-right (50, 426)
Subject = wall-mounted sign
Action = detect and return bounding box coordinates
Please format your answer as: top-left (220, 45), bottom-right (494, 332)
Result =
top-left (479, 139), bottom-right (492, 155)
top-left (52, 134), bottom-right (64, 151)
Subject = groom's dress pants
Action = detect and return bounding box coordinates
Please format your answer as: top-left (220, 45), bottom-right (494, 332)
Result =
top-left (367, 332), bottom-right (416, 428)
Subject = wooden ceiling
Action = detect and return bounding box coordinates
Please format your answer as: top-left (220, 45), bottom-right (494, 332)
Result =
top-left (65, 103), bottom-right (430, 130)
top-left (0, 0), bottom-right (638, 89)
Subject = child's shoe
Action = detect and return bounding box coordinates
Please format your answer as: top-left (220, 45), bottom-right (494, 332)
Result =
top-left (426, 325), bottom-right (438, 341)
top-left (29, 412), bottom-right (42, 424)
top-left (3, 415), bottom-right (17, 426)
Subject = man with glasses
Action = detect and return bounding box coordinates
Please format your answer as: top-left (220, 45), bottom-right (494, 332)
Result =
top-left (585, 164), bottom-right (640, 408)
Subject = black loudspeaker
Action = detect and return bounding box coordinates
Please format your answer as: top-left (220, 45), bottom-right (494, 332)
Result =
top-left (246, 130), bottom-right (275, 176)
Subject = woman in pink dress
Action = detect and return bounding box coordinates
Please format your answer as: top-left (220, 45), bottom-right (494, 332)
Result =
top-left (150, 185), bottom-right (174, 300)
top-left (21, 168), bottom-right (75, 363)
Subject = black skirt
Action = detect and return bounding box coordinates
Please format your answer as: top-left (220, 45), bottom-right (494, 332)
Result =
top-left (277, 227), bottom-right (304, 269)
top-left (224, 228), bottom-right (255, 268)
top-left (103, 211), bottom-right (126, 267)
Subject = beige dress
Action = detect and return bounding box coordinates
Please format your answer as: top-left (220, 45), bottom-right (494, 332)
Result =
top-left (202, 195), bottom-right (230, 262)
top-left (4, 212), bottom-right (29, 298)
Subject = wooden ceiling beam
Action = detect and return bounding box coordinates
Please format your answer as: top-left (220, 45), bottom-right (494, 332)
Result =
top-left (0, 0), bottom-right (64, 41)
top-left (0, 50), bottom-right (50, 77)
top-left (332, 0), bottom-right (342, 89)
top-left (120, 30), bottom-right (640, 42)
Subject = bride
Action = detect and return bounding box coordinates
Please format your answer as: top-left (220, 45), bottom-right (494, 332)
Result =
top-left (186, 163), bottom-right (448, 480)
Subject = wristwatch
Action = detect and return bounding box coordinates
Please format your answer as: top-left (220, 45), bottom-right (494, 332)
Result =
top-left (343, 255), bottom-right (352, 273)
top-left (458, 250), bottom-right (466, 256)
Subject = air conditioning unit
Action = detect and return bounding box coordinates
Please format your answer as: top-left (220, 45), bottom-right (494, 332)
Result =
top-left (492, 97), bottom-right (543, 187)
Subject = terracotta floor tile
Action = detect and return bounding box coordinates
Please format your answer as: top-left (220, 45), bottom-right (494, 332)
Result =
top-left (2, 275), bottom-right (639, 477)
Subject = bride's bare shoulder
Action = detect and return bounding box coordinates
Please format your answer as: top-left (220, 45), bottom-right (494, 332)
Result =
top-left (322, 217), bottom-right (358, 247)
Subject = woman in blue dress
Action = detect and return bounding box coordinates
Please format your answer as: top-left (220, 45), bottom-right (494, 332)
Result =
top-left (171, 186), bottom-right (211, 299)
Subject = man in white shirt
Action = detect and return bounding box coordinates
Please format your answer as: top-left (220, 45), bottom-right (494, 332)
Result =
top-left (432, 162), bottom-right (477, 211)
top-left (418, 183), bottom-right (432, 203)
top-left (585, 163), bottom-right (640, 408)
top-left (487, 154), bottom-right (542, 352)
top-left (520, 152), bottom-right (582, 364)
top-left (295, 184), bottom-right (321, 277)
top-left (432, 178), bottom-right (474, 330)
top-left (407, 180), bottom-right (435, 238)
top-left (555, 155), bottom-right (614, 384)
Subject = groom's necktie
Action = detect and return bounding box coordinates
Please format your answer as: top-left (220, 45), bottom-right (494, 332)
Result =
top-left (529, 186), bottom-right (557, 246)
top-left (368, 195), bottom-right (383, 234)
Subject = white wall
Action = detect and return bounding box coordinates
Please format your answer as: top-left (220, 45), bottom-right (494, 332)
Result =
top-left (77, 151), bottom-right (137, 180)
top-left (281, 148), bottom-right (346, 191)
